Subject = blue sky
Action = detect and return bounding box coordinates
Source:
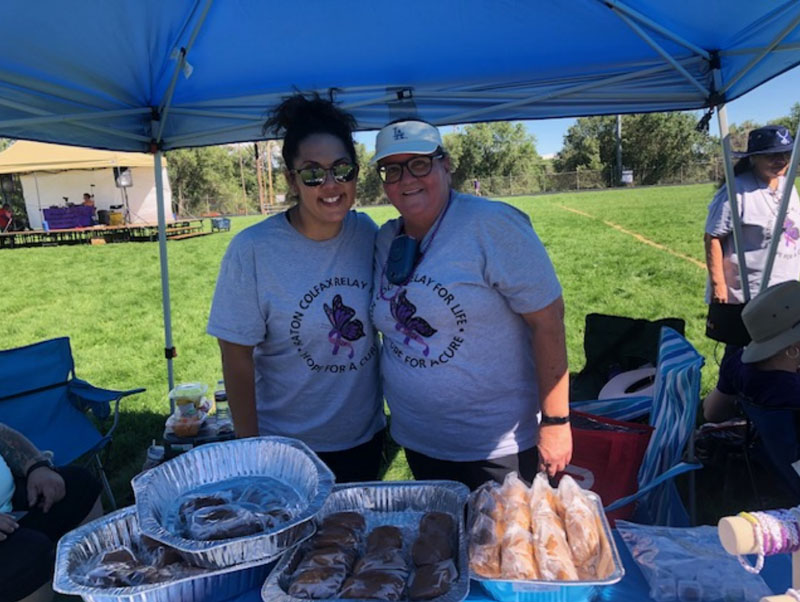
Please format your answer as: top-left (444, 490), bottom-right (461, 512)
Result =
top-left (356, 67), bottom-right (799, 157)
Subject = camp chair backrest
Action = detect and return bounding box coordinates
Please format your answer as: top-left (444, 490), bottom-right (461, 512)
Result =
top-left (636, 327), bottom-right (704, 525)
top-left (0, 336), bottom-right (74, 402)
top-left (739, 398), bottom-right (800, 498)
top-left (0, 337), bottom-right (102, 465)
top-left (571, 313), bottom-right (686, 401)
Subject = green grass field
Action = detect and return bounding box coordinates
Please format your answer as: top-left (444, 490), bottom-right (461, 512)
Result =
top-left (5, 183), bottom-right (724, 507)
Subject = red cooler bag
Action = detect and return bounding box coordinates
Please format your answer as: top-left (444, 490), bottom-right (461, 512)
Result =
top-left (560, 410), bottom-right (653, 524)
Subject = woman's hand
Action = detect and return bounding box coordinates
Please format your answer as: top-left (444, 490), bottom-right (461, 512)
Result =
top-left (537, 423), bottom-right (572, 477)
top-left (27, 466), bottom-right (66, 513)
top-left (0, 513), bottom-right (19, 540)
top-left (711, 284), bottom-right (728, 304)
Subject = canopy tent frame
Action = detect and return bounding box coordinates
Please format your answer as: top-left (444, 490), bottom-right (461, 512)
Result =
top-left (1, 1), bottom-right (800, 395)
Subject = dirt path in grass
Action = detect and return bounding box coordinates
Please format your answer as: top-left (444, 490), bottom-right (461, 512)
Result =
top-left (559, 205), bottom-right (706, 270)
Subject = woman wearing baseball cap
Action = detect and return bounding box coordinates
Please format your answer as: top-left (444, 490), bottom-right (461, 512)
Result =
top-left (369, 119), bottom-right (570, 489)
top-left (704, 125), bottom-right (800, 344)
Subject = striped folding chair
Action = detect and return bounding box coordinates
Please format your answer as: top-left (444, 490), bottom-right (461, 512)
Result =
top-left (605, 327), bottom-right (704, 526)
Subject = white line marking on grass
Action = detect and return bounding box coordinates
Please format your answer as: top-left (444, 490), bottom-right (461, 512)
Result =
top-left (559, 205), bottom-right (705, 270)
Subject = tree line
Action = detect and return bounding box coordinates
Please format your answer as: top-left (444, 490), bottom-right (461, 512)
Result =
top-left (1, 102), bottom-right (798, 217)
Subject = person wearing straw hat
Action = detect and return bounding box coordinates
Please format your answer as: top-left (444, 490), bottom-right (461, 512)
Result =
top-left (705, 125), bottom-right (800, 309)
top-left (703, 280), bottom-right (800, 423)
top-left (369, 119), bottom-right (570, 489)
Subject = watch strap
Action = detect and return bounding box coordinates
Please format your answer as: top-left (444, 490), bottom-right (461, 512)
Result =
top-left (25, 458), bottom-right (54, 479)
top-left (541, 414), bottom-right (570, 425)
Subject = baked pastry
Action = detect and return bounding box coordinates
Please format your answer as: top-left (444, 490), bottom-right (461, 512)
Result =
top-left (557, 475), bottom-right (600, 578)
top-left (339, 570), bottom-right (406, 600)
top-left (419, 512), bottom-right (454, 538)
top-left (353, 548), bottom-right (409, 578)
top-left (412, 531), bottom-right (453, 566)
top-left (321, 511), bottom-right (366, 533)
top-left (178, 493), bottom-right (230, 517)
top-left (288, 567), bottom-right (347, 599)
top-left (295, 546), bottom-right (357, 573)
top-left (366, 525), bottom-right (403, 553)
top-left (468, 482), bottom-right (504, 578)
top-left (312, 525), bottom-right (361, 549)
top-left (185, 503), bottom-right (265, 541)
top-left (409, 559), bottom-right (458, 600)
top-left (500, 523), bottom-right (539, 580)
top-left (529, 474), bottom-right (577, 581)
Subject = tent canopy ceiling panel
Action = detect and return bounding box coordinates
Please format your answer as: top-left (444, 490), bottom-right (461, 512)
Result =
top-left (1, 0), bottom-right (799, 152)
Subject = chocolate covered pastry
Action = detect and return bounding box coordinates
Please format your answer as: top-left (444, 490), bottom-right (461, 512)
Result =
top-left (366, 525), bottom-right (403, 553)
top-left (419, 512), bottom-right (455, 538)
top-left (353, 548), bottom-right (409, 579)
top-left (101, 548), bottom-right (136, 564)
top-left (178, 493), bottom-right (230, 516)
top-left (339, 570), bottom-right (406, 600)
top-left (288, 567), bottom-right (347, 599)
top-left (412, 532), bottom-right (453, 566)
top-left (409, 559), bottom-right (458, 600)
top-left (320, 511), bottom-right (366, 533)
top-left (185, 503), bottom-right (265, 541)
top-left (295, 546), bottom-right (357, 573)
top-left (311, 525), bottom-right (361, 549)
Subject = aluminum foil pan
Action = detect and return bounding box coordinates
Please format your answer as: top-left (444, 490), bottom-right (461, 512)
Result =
top-left (262, 480), bottom-right (470, 602)
top-left (471, 490), bottom-right (624, 602)
top-left (54, 506), bottom-right (277, 602)
top-left (132, 436), bottom-right (333, 568)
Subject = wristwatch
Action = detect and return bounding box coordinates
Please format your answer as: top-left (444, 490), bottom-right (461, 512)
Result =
top-left (541, 414), bottom-right (570, 426)
top-left (26, 457), bottom-right (54, 478)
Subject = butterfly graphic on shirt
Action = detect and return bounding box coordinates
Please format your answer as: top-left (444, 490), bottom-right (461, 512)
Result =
top-left (783, 218), bottom-right (799, 247)
top-left (323, 294), bottom-right (365, 358)
top-left (390, 289), bottom-right (437, 357)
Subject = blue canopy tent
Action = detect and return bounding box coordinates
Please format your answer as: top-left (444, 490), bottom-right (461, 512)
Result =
top-left (1, 0), bottom-right (799, 390)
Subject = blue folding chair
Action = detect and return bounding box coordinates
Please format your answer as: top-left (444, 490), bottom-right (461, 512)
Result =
top-left (604, 327), bottom-right (704, 526)
top-left (0, 337), bottom-right (145, 508)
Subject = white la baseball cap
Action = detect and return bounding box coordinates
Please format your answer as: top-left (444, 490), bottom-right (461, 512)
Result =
top-left (370, 120), bottom-right (443, 165)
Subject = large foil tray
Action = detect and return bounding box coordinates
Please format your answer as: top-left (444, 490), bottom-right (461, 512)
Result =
top-left (262, 480), bottom-right (471, 602)
top-left (132, 436), bottom-right (334, 568)
top-left (470, 490), bottom-right (624, 602)
top-left (54, 506), bottom-right (276, 602)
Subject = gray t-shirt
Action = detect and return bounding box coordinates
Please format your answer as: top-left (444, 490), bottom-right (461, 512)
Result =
top-left (371, 192), bottom-right (562, 461)
top-left (207, 210), bottom-right (385, 452)
top-left (705, 171), bottom-right (800, 303)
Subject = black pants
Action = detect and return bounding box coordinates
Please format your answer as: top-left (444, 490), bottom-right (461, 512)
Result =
top-left (404, 446), bottom-right (539, 490)
top-left (0, 465), bottom-right (100, 602)
top-left (316, 429), bottom-right (386, 483)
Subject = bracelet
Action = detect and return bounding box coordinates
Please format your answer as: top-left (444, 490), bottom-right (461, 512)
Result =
top-left (737, 511), bottom-right (765, 574)
top-left (25, 459), bottom-right (54, 479)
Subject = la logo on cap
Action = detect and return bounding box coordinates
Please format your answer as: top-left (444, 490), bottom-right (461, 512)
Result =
top-left (393, 127), bottom-right (406, 141)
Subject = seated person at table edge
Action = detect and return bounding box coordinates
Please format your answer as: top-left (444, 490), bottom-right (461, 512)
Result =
top-left (703, 280), bottom-right (800, 423)
top-left (81, 193), bottom-right (95, 208)
top-left (0, 423), bottom-right (102, 602)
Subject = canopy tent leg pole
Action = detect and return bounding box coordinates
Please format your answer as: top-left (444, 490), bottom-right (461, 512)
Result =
top-left (33, 172), bottom-right (42, 228)
top-left (154, 152), bottom-right (175, 403)
top-left (759, 120), bottom-right (800, 291)
top-left (715, 103), bottom-right (751, 302)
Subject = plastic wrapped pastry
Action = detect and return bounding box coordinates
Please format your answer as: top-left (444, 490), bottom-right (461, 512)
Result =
top-left (288, 567), bottom-right (347, 599)
top-left (320, 511), bottom-right (366, 534)
top-left (184, 503), bottom-right (265, 541)
top-left (409, 559), bottom-right (458, 600)
top-left (468, 482), bottom-right (504, 578)
top-left (419, 511), bottom-right (455, 538)
top-left (294, 546), bottom-right (357, 574)
top-left (529, 473), bottom-right (578, 581)
top-left (412, 531), bottom-right (453, 566)
top-left (339, 570), bottom-right (406, 600)
top-left (353, 548), bottom-right (409, 579)
top-left (500, 522), bottom-right (539, 580)
top-left (312, 525), bottom-right (362, 549)
top-left (557, 475), bottom-right (600, 578)
top-left (366, 525), bottom-right (404, 553)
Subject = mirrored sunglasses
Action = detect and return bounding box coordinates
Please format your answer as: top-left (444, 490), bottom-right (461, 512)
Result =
top-left (291, 163), bottom-right (357, 187)
top-left (377, 154), bottom-right (444, 184)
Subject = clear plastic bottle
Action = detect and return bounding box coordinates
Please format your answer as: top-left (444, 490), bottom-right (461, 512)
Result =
top-left (214, 379), bottom-right (233, 434)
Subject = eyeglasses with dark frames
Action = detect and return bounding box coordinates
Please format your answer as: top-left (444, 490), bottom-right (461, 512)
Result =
top-left (290, 162), bottom-right (358, 187)
top-left (376, 154), bottom-right (444, 184)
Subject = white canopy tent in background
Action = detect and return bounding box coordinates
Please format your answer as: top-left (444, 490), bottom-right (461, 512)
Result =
top-left (0, 141), bottom-right (172, 230)
top-left (0, 0), bottom-right (799, 391)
